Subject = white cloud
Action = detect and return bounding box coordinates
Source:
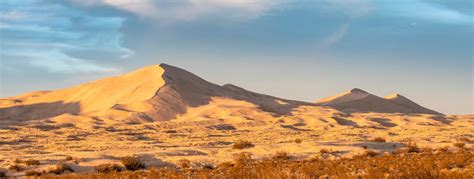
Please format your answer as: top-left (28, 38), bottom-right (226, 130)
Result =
top-left (324, 0), bottom-right (373, 18)
top-left (72, 0), bottom-right (281, 21)
top-left (321, 23), bottom-right (349, 47)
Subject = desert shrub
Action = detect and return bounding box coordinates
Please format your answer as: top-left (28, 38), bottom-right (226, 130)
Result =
top-left (232, 140), bottom-right (254, 149)
top-left (395, 142), bottom-right (421, 154)
top-left (25, 170), bottom-right (42, 176)
top-left (453, 142), bottom-right (466, 149)
top-left (177, 159), bottom-right (191, 169)
top-left (357, 150), bottom-right (379, 158)
top-left (217, 162), bottom-right (234, 169)
top-left (13, 159), bottom-right (21, 164)
top-left (372, 137), bottom-right (386, 142)
top-left (294, 138), bottom-right (303, 144)
top-left (319, 148), bottom-right (331, 154)
top-left (65, 156), bottom-right (74, 161)
top-left (8, 165), bottom-right (23, 172)
top-left (95, 163), bottom-right (122, 173)
top-left (48, 163), bottom-right (73, 175)
top-left (0, 171), bottom-right (5, 177)
top-left (202, 164), bottom-right (215, 170)
top-left (234, 152), bottom-right (253, 167)
top-left (458, 137), bottom-right (471, 143)
top-left (24, 159), bottom-right (40, 166)
top-left (121, 156), bottom-right (145, 171)
top-left (52, 148), bottom-right (474, 178)
top-left (272, 151), bottom-right (291, 160)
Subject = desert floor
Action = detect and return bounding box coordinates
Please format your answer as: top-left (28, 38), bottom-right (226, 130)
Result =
top-left (0, 97), bottom-right (472, 176)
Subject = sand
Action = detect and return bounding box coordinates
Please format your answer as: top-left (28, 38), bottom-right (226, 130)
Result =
top-left (0, 64), bottom-right (472, 177)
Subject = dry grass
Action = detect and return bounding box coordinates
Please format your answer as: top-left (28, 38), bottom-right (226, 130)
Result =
top-left (232, 140), bottom-right (254, 149)
top-left (24, 159), bottom-right (41, 166)
top-left (272, 151), bottom-right (291, 160)
top-left (454, 142), bottom-right (466, 149)
top-left (49, 149), bottom-right (473, 178)
top-left (25, 170), bottom-right (42, 176)
top-left (95, 163), bottom-right (123, 173)
top-left (8, 164), bottom-right (23, 172)
top-left (294, 138), bottom-right (303, 144)
top-left (120, 156), bottom-right (145, 171)
top-left (177, 159), bottom-right (191, 169)
top-left (47, 163), bottom-right (74, 175)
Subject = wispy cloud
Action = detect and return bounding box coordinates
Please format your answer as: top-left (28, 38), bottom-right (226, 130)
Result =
top-left (378, 0), bottom-right (473, 25)
top-left (321, 23), bottom-right (350, 47)
top-left (0, 0), bottom-right (132, 73)
top-left (72, 0), bottom-right (281, 21)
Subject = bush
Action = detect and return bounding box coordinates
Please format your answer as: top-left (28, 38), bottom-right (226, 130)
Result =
top-left (232, 140), bottom-right (254, 149)
top-left (95, 163), bottom-right (122, 173)
top-left (25, 170), bottom-right (42, 176)
top-left (8, 165), bottom-right (23, 172)
top-left (319, 149), bottom-right (331, 154)
top-left (178, 159), bottom-right (191, 169)
top-left (234, 152), bottom-right (253, 167)
top-left (294, 138), bottom-right (303, 144)
top-left (24, 159), bottom-right (40, 166)
top-left (121, 156), bottom-right (145, 171)
top-left (0, 171), bottom-right (5, 177)
top-left (453, 142), bottom-right (465, 149)
top-left (372, 137), bottom-right (386, 142)
top-left (65, 156), bottom-right (74, 161)
top-left (48, 163), bottom-right (73, 175)
top-left (272, 151), bottom-right (291, 160)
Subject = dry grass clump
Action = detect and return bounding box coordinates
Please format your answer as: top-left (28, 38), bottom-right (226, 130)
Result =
top-left (8, 164), bottom-right (23, 172)
top-left (121, 156), bottom-right (145, 171)
top-left (95, 163), bottom-right (123, 173)
top-left (371, 137), bottom-right (386, 142)
top-left (232, 140), bottom-right (254, 149)
top-left (272, 151), bottom-right (291, 160)
top-left (177, 159), bottom-right (191, 169)
top-left (25, 170), bottom-right (42, 176)
top-left (453, 142), bottom-right (466, 149)
top-left (53, 148), bottom-right (473, 178)
top-left (48, 163), bottom-right (74, 175)
top-left (294, 138), bottom-right (303, 144)
top-left (65, 156), bottom-right (74, 161)
top-left (24, 159), bottom-right (40, 166)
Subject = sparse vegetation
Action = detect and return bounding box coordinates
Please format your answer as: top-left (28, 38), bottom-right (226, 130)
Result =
top-left (24, 159), bottom-right (40, 166)
top-left (454, 142), bottom-right (466, 149)
top-left (65, 156), bottom-right (73, 161)
top-left (272, 151), bottom-right (291, 160)
top-left (8, 164), bottom-right (23, 172)
top-left (52, 148), bottom-right (473, 178)
top-left (294, 138), bottom-right (303, 144)
top-left (48, 163), bottom-right (73, 175)
top-left (232, 140), bottom-right (254, 149)
top-left (95, 163), bottom-right (123, 173)
top-left (120, 156), bottom-right (145, 171)
top-left (25, 170), bottom-right (42, 176)
top-left (372, 137), bottom-right (386, 142)
top-left (177, 159), bottom-right (191, 169)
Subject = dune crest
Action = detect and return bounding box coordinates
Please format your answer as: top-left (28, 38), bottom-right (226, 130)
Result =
top-left (316, 89), bottom-right (441, 115)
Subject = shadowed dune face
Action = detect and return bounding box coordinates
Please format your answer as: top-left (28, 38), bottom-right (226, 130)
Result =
top-left (0, 101), bottom-right (80, 123)
top-left (0, 64), bottom-right (314, 123)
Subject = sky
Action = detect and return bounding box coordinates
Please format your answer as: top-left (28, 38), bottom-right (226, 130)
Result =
top-left (0, 0), bottom-right (472, 114)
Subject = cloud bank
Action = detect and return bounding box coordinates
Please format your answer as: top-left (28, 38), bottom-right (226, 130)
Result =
top-left (0, 0), bottom-right (133, 73)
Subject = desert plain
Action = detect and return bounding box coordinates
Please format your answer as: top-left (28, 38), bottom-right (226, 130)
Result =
top-left (0, 64), bottom-right (472, 177)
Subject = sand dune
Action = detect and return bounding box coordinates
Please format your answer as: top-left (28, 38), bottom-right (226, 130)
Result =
top-left (0, 64), bottom-right (471, 177)
top-left (316, 88), bottom-right (441, 115)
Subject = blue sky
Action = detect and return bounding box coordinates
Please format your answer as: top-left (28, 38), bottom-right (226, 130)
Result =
top-left (0, 0), bottom-right (472, 114)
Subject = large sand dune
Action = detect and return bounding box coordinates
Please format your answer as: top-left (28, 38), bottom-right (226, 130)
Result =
top-left (0, 64), bottom-right (471, 177)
